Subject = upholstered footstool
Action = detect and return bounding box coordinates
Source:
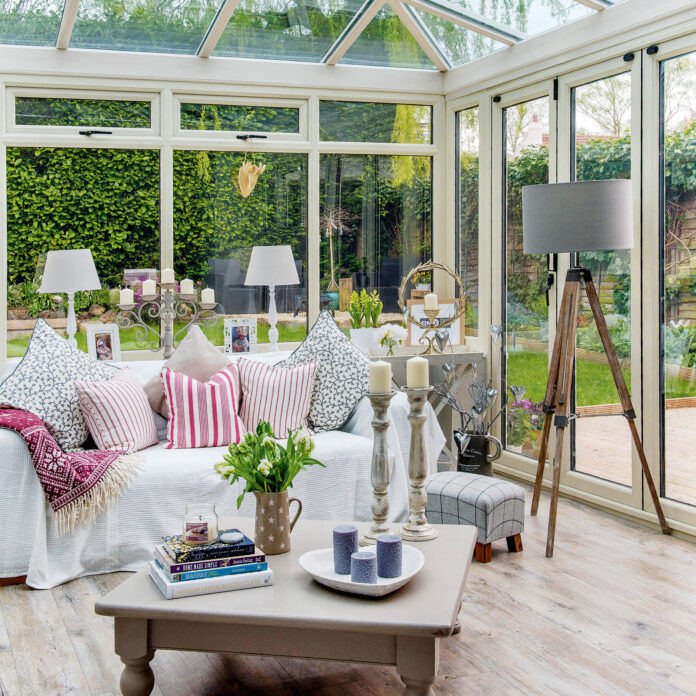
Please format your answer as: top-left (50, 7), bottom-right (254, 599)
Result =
top-left (426, 471), bottom-right (525, 563)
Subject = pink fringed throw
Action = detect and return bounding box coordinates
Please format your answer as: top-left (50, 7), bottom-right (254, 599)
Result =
top-left (0, 408), bottom-right (142, 532)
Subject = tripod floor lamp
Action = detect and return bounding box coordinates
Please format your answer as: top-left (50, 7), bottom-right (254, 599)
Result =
top-left (521, 179), bottom-right (670, 558)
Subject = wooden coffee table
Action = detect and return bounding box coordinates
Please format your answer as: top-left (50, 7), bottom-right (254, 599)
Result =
top-left (96, 518), bottom-right (476, 696)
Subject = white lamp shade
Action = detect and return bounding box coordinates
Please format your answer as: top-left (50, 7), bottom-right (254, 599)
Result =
top-left (244, 245), bottom-right (300, 286)
top-left (39, 249), bottom-right (101, 293)
top-left (522, 180), bottom-right (634, 254)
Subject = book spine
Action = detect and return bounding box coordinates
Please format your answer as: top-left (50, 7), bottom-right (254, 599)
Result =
top-left (163, 542), bottom-right (255, 564)
top-left (156, 546), bottom-right (265, 574)
top-left (159, 560), bottom-right (268, 583)
top-left (148, 562), bottom-right (172, 599)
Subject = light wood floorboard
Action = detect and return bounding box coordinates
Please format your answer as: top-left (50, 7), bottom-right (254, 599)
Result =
top-left (1, 485), bottom-right (694, 696)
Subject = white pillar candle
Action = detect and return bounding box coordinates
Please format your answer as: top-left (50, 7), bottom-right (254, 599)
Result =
top-left (161, 268), bottom-right (175, 284)
top-left (424, 293), bottom-right (439, 311)
top-left (406, 356), bottom-right (429, 389)
top-left (369, 360), bottom-right (392, 394)
top-left (201, 287), bottom-right (215, 304)
top-left (180, 278), bottom-right (194, 295)
top-left (142, 279), bottom-right (156, 296)
top-left (119, 288), bottom-right (134, 305)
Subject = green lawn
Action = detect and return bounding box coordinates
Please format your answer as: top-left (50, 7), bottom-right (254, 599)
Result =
top-left (507, 351), bottom-right (694, 405)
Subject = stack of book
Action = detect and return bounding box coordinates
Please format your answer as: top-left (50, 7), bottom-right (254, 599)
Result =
top-left (149, 528), bottom-right (273, 599)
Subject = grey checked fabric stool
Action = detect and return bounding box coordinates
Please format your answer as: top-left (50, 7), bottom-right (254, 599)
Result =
top-left (426, 471), bottom-right (525, 563)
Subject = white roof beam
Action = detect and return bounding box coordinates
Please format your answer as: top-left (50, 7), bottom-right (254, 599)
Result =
top-left (197, 0), bottom-right (241, 58)
top-left (56, 0), bottom-right (80, 50)
top-left (388, 0), bottom-right (449, 72)
top-left (573, 0), bottom-right (613, 10)
top-left (402, 0), bottom-right (525, 45)
top-left (322, 0), bottom-right (386, 65)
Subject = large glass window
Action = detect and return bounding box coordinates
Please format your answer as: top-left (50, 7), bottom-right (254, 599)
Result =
top-left (319, 154), bottom-right (431, 319)
top-left (15, 97), bottom-right (152, 128)
top-left (6, 147), bottom-right (160, 357)
top-left (661, 51), bottom-right (696, 506)
top-left (180, 103), bottom-right (299, 133)
top-left (503, 96), bottom-right (550, 456)
top-left (457, 106), bottom-right (479, 336)
top-left (173, 151), bottom-right (308, 345)
top-left (571, 72), bottom-right (633, 486)
top-left (0, 0), bottom-right (63, 47)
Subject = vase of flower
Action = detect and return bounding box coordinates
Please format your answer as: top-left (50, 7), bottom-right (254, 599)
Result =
top-left (253, 490), bottom-right (302, 554)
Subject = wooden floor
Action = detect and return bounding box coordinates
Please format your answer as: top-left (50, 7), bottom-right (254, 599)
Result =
top-left (1, 485), bottom-right (695, 696)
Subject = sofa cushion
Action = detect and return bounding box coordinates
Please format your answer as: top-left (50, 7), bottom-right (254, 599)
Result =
top-left (0, 319), bottom-right (119, 450)
top-left (76, 368), bottom-right (158, 452)
top-left (239, 359), bottom-right (318, 438)
top-left (162, 364), bottom-right (245, 449)
top-left (144, 325), bottom-right (230, 419)
top-left (277, 310), bottom-right (369, 432)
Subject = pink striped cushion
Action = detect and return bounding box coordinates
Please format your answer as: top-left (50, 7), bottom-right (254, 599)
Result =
top-left (161, 364), bottom-right (244, 449)
top-left (75, 368), bottom-right (158, 452)
top-left (238, 359), bottom-right (318, 438)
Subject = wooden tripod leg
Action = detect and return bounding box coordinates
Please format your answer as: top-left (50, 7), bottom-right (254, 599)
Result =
top-left (532, 279), bottom-right (573, 516)
top-left (546, 280), bottom-right (581, 558)
top-left (584, 278), bottom-right (671, 535)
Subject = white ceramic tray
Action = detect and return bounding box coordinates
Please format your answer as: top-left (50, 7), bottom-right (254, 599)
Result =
top-left (298, 545), bottom-right (424, 597)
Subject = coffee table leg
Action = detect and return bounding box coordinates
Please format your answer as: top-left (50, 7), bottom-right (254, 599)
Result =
top-left (396, 635), bottom-right (439, 696)
top-left (115, 618), bottom-right (155, 696)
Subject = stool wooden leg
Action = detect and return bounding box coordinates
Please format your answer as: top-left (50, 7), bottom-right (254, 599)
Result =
top-left (475, 542), bottom-right (492, 563)
top-left (506, 534), bottom-right (523, 553)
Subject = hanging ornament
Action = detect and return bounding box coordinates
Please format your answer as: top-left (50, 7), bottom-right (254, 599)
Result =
top-left (236, 134), bottom-right (267, 198)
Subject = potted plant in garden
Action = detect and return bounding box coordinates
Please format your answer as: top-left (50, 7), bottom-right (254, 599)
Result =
top-left (413, 269), bottom-right (432, 291)
top-left (215, 422), bottom-right (324, 554)
top-left (507, 398), bottom-right (545, 457)
top-left (348, 289), bottom-right (383, 354)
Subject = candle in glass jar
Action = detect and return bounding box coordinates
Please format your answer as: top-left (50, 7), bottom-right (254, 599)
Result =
top-left (183, 503), bottom-right (218, 545)
top-left (406, 356), bottom-right (429, 389)
top-left (369, 360), bottom-right (392, 393)
top-left (201, 288), bottom-right (215, 304)
top-left (161, 268), bottom-right (175, 284)
top-left (424, 292), bottom-right (439, 311)
top-left (119, 288), bottom-right (134, 305)
top-left (142, 279), bottom-right (156, 296)
top-left (180, 278), bottom-right (194, 295)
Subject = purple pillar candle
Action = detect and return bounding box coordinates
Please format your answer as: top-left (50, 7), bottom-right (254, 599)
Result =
top-left (376, 534), bottom-right (402, 578)
top-left (333, 524), bottom-right (359, 575)
top-left (351, 550), bottom-right (377, 584)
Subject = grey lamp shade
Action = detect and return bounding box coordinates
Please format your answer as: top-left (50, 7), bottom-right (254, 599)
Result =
top-left (522, 180), bottom-right (634, 254)
top-left (39, 249), bottom-right (101, 293)
top-left (245, 245), bottom-right (300, 286)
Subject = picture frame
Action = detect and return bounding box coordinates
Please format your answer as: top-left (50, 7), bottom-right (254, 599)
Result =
top-left (86, 323), bottom-right (122, 362)
top-left (224, 317), bottom-right (258, 354)
top-left (406, 299), bottom-right (466, 348)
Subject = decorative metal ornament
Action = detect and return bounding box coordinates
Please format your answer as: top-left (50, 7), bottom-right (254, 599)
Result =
top-left (238, 155), bottom-right (266, 198)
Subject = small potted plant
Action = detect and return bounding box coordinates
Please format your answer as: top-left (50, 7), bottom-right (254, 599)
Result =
top-left (413, 270), bottom-right (431, 291)
top-left (215, 422), bottom-right (324, 554)
top-left (506, 399), bottom-right (545, 456)
top-left (349, 289), bottom-right (383, 354)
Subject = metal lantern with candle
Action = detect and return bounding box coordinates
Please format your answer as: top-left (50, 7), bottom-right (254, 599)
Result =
top-left (398, 261), bottom-right (466, 355)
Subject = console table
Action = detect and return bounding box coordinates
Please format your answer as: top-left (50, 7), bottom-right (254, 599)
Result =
top-left (95, 518), bottom-right (476, 696)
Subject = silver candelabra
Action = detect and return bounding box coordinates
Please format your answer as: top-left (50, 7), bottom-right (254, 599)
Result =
top-left (117, 283), bottom-right (218, 359)
top-left (360, 390), bottom-right (396, 546)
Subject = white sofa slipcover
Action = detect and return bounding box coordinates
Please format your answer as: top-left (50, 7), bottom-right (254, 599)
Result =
top-left (0, 351), bottom-right (445, 588)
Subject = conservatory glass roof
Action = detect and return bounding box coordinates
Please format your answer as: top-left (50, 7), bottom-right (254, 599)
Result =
top-left (0, 0), bottom-right (629, 71)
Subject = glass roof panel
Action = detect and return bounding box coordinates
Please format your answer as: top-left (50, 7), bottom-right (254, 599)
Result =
top-left (414, 8), bottom-right (505, 67)
top-left (213, 0), bottom-right (365, 62)
top-left (342, 3), bottom-right (435, 70)
top-left (0, 0), bottom-right (63, 47)
top-left (70, 0), bottom-right (223, 54)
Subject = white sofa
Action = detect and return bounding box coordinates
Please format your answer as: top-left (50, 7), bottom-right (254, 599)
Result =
top-left (0, 351), bottom-right (445, 589)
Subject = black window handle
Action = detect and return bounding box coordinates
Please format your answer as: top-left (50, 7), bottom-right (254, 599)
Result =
top-left (78, 129), bottom-right (113, 136)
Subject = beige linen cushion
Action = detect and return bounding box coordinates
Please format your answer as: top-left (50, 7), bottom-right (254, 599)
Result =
top-left (145, 325), bottom-right (230, 418)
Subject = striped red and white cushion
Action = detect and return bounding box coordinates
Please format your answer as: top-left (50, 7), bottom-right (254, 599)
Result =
top-left (161, 364), bottom-right (244, 449)
top-left (75, 368), bottom-right (158, 452)
top-left (238, 359), bottom-right (318, 439)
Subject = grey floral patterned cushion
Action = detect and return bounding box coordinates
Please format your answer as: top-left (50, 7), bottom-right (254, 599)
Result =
top-left (278, 310), bottom-right (369, 432)
top-left (0, 319), bottom-right (119, 450)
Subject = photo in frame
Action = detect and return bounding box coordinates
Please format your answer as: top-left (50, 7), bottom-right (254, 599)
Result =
top-left (224, 317), bottom-right (258, 354)
top-left (406, 299), bottom-right (466, 348)
top-left (86, 323), bottom-right (122, 362)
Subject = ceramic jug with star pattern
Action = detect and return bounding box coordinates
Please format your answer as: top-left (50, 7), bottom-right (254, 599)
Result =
top-left (253, 490), bottom-right (303, 555)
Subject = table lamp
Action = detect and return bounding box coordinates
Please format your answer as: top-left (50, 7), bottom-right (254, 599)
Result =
top-left (245, 245), bottom-right (300, 351)
top-left (39, 249), bottom-right (101, 349)
top-left (521, 179), bottom-right (669, 557)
